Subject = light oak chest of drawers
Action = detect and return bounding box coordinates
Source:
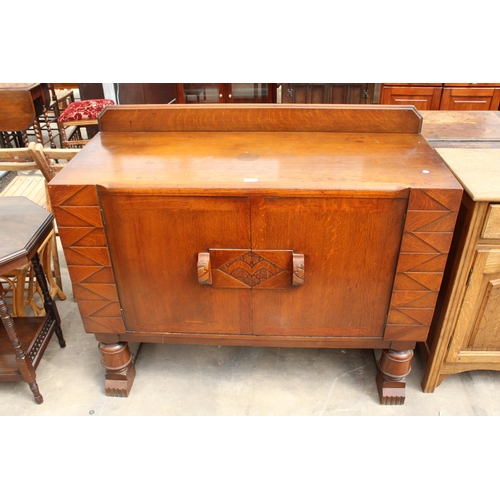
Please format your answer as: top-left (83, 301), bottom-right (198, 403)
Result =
top-left (422, 149), bottom-right (500, 391)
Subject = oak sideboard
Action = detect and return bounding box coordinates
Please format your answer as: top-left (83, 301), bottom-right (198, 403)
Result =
top-left (48, 104), bottom-right (463, 404)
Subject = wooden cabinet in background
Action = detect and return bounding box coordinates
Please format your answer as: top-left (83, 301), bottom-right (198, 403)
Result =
top-left (440, 86), bottom-right (500, 111)
top-left (281, 83), bottom-right (377, 104)
top-left (176, 84), bottom-right (277, 104)
top-left (422, 149), bottom-right (500, 392)
top-left (380, 85), bottom-right (442, 110)
top-left (381, 84), bottom-right (500, 111)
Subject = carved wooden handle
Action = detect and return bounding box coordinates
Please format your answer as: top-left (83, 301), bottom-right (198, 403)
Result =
top-left (292, 253), bottom-right (304, 286)
top-left (198, 250), bottom-right (304, 287)
top-left (197, 252), bottom-right (212, 285)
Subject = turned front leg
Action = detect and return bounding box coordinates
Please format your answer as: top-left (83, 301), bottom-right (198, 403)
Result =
top-left (99, 341), bottom-right (136, 397)
top-left (376, 349), bottom-right (413, 405)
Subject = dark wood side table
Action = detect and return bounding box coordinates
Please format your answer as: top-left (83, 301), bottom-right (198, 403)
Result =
top-left (0, 197), bottom-right (65, 404)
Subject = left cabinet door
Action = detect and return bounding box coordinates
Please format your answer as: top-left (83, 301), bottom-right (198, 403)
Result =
top-left (99, 194), bottom-right (253, 335)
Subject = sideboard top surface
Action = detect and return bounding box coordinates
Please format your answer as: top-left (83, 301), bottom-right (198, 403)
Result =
top-left (49, 131), bottom-right (462, 195)
top-left (49, 105), bottom-right (462, 196)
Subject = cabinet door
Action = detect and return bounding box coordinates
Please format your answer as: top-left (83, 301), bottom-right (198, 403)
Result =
top-left (250, 196), bottom-right (407, 337)
top-left (228, 84), bottom-right (276, 103)
top-left (440, 88), bottom-right (500, 110)
top-left (330, 83), bottom-right (376, 104)
top-left (178, 84), bottom-right (276, 103)
top-left (281, 84), bottom-right (375, 104)
top-left (281, 84), bottom-right (332, 103)
top-left (379, 86), bottom-right (442, 110)
top-left (179, 83), bottom-right (224, 103)
top-left (99, 194), bottom-right (253, 335)
top-left (447, 249), bottom-right (500, 359)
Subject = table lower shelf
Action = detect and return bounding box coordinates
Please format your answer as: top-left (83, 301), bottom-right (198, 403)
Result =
top-left (0, 316), bottom-right (56, 381)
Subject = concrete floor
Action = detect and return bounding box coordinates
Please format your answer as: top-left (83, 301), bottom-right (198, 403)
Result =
top-left (2, 238), bottom-right (500, 416)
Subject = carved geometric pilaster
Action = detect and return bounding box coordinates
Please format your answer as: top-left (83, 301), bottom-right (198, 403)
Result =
top-left (384, 188), bottom-right (461, 342)
top-left (49, 185), bottom-right (125, 335)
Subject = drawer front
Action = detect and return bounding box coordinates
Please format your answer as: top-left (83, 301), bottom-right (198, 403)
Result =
top-left (483, 205), bottom-right (500, 239)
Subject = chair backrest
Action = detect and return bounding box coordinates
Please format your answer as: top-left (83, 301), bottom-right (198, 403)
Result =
top-left (0, 143), bottom-right (79, 182)
top-left (0, 90), bottom-right (36, 131)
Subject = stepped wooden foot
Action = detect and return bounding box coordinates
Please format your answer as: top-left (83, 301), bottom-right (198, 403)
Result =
top-left (99, 341), bottom-right (136, 397)
top-left (376, 349), bottom-right (413, 405)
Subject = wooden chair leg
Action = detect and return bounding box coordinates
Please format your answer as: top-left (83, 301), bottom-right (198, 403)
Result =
top-left (41, 233), bottom-right (66, 300)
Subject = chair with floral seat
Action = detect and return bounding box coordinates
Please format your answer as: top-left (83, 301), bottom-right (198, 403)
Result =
top-left (57, 98), bottom-right (115, 148)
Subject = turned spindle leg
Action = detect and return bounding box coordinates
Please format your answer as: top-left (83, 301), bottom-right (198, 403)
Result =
top-left (376, 349), bottom-right (413, 405)
top-left (31, 252), bottom-right (66, 348)
top-left (99, 341), bottom-right (136, 397)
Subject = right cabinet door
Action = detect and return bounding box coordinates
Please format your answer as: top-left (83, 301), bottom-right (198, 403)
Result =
top-left (447, 249), bottom-right (500, 360)
top-left (250, 196), bottom-right (407, 337)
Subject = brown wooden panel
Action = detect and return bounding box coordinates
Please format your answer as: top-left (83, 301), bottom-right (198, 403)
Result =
top-left (98, 193), bottom-right (253, 334)
top-left (51, 206), bottom-right (100, 227)
top-left (67, 266), bottom-right (114, 284)
top-left (441, 88), bottom-right (500, 111)
top-left (0, 89), bottom-right (36, 130)
top-left (405, 272), bottom-right (443, 291)
top-left (73, 284), bottom-right (120, 302)
top-left (380, 86), bottom-right (442, 110)
top-left (48, 185), bottom-right (99, 207)
top-left (99, 104), bottom-right (423, 134)
top-left (396, 253), bottom-right (445, 272)
top-left (57, 227), bottom-right (107, 248)
top-left (391, 290), bottom-right (438, 308)
top-left (63, 247), bottom-right (111, 266)
top-left (250, 195), bottom-right (407, 337)
top-left (82, 317), bottom-right (125, 334)
top-left (91, 302), bottom-right (122, 317)
top-left (405, 211), bottom-right (458, 233)
top-left (384, 325), bottom-right (430, 341)
top-left (407, 189), bottom-right (461, 211)
top-left (77, 300), bottom-right (118, 317)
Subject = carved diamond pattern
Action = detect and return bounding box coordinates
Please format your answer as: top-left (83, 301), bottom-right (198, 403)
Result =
top-left (218, 251), bottom-right (285, 287)
top-left (50, 185), bottom-right (125, 335)
top-left (384, 188), bottom-right (461, 342)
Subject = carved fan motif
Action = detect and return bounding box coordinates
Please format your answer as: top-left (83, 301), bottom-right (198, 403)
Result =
top-left (218, 251), bottom-right (285, 287)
